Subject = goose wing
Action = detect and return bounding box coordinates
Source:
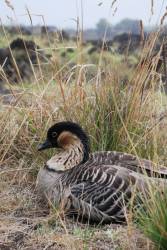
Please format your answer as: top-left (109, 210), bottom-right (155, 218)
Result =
top-left (90, 151), bottom-right (167, 178)
top-left (66, 164), bottom-right (145, 223)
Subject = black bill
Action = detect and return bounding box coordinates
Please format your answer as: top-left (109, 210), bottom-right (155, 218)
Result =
top-left (38, 139), bottom-right (52, 151)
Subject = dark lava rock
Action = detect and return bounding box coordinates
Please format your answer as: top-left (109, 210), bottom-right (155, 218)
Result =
top-left (0, 38), bottom-right (50, 84)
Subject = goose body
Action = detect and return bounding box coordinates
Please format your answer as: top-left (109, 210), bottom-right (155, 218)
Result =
top-left (36, 122), bottom-right (167, 224)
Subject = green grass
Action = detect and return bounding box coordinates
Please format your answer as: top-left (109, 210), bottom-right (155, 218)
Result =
top-left (136, 188), bottom-right (167, 250)
top-left (0, 21), bottom-right (167, 250)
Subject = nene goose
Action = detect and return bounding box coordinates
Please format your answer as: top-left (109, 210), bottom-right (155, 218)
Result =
top-left (36, 121), bottom-right (167, 224)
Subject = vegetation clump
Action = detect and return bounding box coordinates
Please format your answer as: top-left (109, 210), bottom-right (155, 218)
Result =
top-left (0, 8), bottom-right (167, 249)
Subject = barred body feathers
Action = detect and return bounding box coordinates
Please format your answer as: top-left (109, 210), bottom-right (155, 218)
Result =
top-left (37, 122), bottom-right (167, 224)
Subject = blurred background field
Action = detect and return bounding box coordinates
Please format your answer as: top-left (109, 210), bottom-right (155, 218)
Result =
top-left (1, 1), bottom-right (167, 249)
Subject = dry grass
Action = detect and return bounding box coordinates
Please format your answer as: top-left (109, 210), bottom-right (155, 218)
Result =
top-left (0, 13), bottom-right (167, 249)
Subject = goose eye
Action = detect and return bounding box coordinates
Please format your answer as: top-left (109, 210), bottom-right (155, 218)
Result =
top-left (52, 132), bottom-right (57, 138)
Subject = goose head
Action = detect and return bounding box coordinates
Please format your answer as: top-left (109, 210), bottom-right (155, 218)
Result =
top-left (38, 121), bottom-right (90, 171)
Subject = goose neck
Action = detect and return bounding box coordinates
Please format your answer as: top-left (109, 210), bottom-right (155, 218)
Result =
top-left (46, 141), bottom-right (85, 171)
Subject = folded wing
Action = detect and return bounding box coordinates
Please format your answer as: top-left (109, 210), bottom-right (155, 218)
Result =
top-left (90, 151), bottom-right (167, 178)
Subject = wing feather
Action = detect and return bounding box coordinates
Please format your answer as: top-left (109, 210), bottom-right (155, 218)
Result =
top-left (90, 151), bottom-right (167, 177)
top-left (67, 167), bottom-right (136, 223)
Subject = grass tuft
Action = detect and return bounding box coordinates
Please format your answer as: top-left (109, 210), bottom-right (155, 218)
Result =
top-left (136, 187), bottom-right (167, 250)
